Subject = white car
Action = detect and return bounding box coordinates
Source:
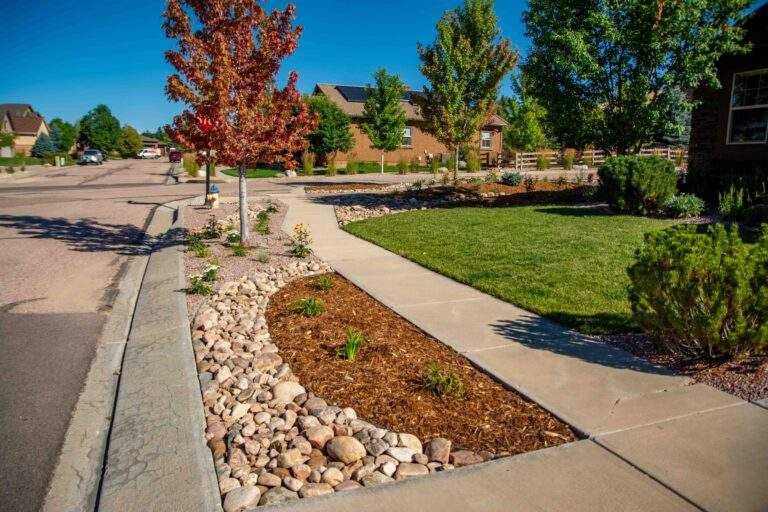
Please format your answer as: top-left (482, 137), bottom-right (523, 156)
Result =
top-left (137, 148), bottom-right (161, 159)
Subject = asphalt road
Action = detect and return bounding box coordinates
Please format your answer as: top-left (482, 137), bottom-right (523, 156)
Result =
top-left (0, 160), bottom-right (210, 512)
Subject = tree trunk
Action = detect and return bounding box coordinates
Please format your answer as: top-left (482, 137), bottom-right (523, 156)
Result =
top-left (205, 161), bottom-right (211, 195)
top-left (380, 152), bottom-right (384, 174)
top-left (238, 161), bottom-right (249, 242)
top-left (454, 145), bottom-right (460, 183)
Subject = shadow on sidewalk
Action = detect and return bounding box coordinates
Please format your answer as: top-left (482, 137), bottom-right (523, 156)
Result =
top-left (0, 214), bottom-right (185, 256)
top-left (490, 315), bottom-right (673, 375)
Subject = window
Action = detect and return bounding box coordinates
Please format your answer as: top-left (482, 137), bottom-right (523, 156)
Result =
top-left (481, 130), bottom-right (493, 149)
top-left (402, 127), bottom-right (413, 147)
top-left (728, 69), bottom-right (768, 144)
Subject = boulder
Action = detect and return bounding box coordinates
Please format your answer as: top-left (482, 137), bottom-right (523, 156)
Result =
top-left (326, 436), bottom-right (367, 465)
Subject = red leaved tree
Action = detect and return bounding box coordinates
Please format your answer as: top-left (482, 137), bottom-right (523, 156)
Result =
top-left (164, 0), bottom-right (317, 241)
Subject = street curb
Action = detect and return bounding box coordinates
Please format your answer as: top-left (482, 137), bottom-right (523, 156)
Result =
top-left (96, 197), bottom-right (221, 512)
top-left (41, 204), bottom-right (173, 512)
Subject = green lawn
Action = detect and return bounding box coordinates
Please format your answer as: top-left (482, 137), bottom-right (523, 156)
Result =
top-left (343, 205), bottom-right (675, 334)
top-left (0, 156), bottom-right (43, 166)
top-left (222, 167), bottom-right (285, 179)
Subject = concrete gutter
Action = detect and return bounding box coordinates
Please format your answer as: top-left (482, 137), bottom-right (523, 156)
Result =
top-left (95, 198), bottom-right (221, 512)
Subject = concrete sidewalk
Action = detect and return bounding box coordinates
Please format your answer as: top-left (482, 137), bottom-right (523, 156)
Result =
top-left (275, 190), bottom-right (768, 512)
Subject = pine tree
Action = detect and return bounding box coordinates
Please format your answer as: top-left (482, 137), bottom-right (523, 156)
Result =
top-left (361, 69), bottom-right (408, 174)
top-left (31, 133), bottom-right (55, 157)
top-left (417, 0), bottom-right (516, 179)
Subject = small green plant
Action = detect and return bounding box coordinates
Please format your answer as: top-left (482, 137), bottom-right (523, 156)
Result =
top-left (6, 165), bottom-right (15, 174)
top-left (289, 297), bottom-right (325, 317)
top-left (346, 157), bottom-right (359, 175)
top-left (325, 159), bottom-right (337, 176)
top-left (187, 236), bottom-right (209, 258)
top-left (536, 154), bottom-right (550, 171)
top-left (254, 210), bottom-right (270, 235)
top-left (397, 156), bottom-right (409, 174)
top-left (265, 202), bottom-right (279, 214)
top-left (409, 156), bottom-right (421, 173)
top-left (288, 223), bottom-right (312, 258)
top-left (501, 171), bottom-right (522, 186)
top-left (665, 194), bottom-right (705, 218)
top-left (485, 170), bottom-right (498, 183)
top-left (188, 275), bottom-right (212, 295)
top-left (314, 274), bottom-right (333, 291)
top-left (408, 179), bottom-right (426, 192)
top-left (336, 327), bottom-right (365, 361)
top-left (200, 217), bottom-right (223, 239)
top-left (556, 174), bottom-right (568, 189)
top-left (226, 230), bottom-right (241, 245)
top-left (302, 152), bottom-right (315, 175)
top-left (256, 250), bottom-right (270, 263)
top-left (718, 185), bottom-right (746, 220)
top-left (430, 158), bottom-right (440, 174)
top-left (523, 175), bottom-right (536, 192)
top-left (201, 262), bottom-right (220, 282)
top-left (231, 243), bottom-right (248, 257)
top-left (421, 363), bottom-right (465, 399)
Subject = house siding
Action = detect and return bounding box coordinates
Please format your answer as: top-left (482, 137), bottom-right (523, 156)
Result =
top-left (337, 120), bottom-right (503, 166)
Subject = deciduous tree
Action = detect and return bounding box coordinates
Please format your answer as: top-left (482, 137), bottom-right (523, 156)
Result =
top-left (164, 0), bottom-right (317, 242)
top-left (118, 126), bottom-right (143, 158)
top-left (417, 0), bottom-right (516, 178)
top-left (523, 0), bottom-right (752, 154)
top-left (78, 105), bottom-right (121, 153)
top-left (306, 95), bottom-right (353, 166)
top-left (49, 118), bottom-right (78, 154)
top-left (497, 71), bottom-right (551, 152)
top-left (361, 69), bottom-right (408, 174)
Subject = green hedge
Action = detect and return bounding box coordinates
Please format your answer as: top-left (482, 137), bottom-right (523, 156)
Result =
top-left (598, 155), bottom-right (677, 214)
top-left (628, 224), bottom-right (768, 358)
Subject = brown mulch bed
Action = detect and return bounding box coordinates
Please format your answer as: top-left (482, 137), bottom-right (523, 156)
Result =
top-left (601, 334), bottom-right (768, 401)
top-left (305, 183), bottom-right (393, 193)
top-left (266, 273), bottom-right (576, 456)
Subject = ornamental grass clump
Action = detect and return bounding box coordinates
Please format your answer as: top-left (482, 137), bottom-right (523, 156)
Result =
top-left (421, 362), bottom-right (465, 399)
top-left (288, 223), bottom-right (312, 257)
top-left (254, 210), bottom-right (270, 235)
top-left (314, 274), bottom-right (333, 291)
top-left (598, 155), bottom-right (677, 214)
top-left (289, 297), bottom-right (325, 317)
top-left (536, 154), bottom-right (550, 170)
top-left (231, 243), bottom-right (249, 257)
top-left (302, 152), bottom-right (315, 175)
top-left (337, 327), bottom-right (365, 361)
top-left (628, 224), bottom-right (768, 359)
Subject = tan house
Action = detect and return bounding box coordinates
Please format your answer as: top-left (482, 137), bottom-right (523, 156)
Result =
top-left (313, 84), bottom-right (507, 166)
top-left (0, 104), bottom-right (49, 157)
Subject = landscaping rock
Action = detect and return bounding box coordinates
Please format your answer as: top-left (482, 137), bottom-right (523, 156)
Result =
top-left (223, 485), bottom-right (260, 512)
top-left (335, 480), bottom-right (362, 491)
top-left (321, 467), bottom-right (344, 487)
top-left (257, 472), bottom-right (282, 488)
top-left (258, 487), bottom-right (299, 506)
top-left (272, 381), bottom-right (305, 403)
top-left (277, 448), bottom-right (304, 468)
top-left (450, 450), bottom-right (484, 467)
top-left (394, 462), bottom-right (429, 480)
top-left (398, 433), bottom-right (423, 452)
top-left (299, 483), bottom-right (334, 498)
top-left (361, 471), bottom-right (394, 487)
top-left (425, 438), bottom-right (451, 463)
top-left (305, 425), bottom-right (334, 449)
top-left (386, 446), bottom-right (416, 463)
top-left (326, 436), bottom-right (366, 464)
top-left (282, 476), bottom-right (304, 492)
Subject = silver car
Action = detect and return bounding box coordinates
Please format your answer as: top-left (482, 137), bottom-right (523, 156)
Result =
top-left (80, 149), bottom-right (104, 165)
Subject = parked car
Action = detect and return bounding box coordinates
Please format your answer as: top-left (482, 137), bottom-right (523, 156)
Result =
top-left (137, 148), bottom-right (162, 159)
top-left (80, 149), bottom-right (104, 165)
top-left (169, 150), bottom-right (182, 163)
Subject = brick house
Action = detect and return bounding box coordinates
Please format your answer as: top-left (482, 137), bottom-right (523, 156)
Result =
top-left (0, 104), bottom-right (49, 157)
top-left (688, 3), bottom-right (768, 196)
top-left (313, 84), bottom-right (507, 166)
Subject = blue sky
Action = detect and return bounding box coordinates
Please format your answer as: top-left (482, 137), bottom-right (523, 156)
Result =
top-left (0, 0), bottom-right (528, 133)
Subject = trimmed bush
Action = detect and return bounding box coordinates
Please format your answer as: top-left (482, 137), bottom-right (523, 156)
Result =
top-left (665, 194), bottom-right (705, 218)
top-left (501, 171), bottom-right (522, 186)
top-left (628, 224), bottom-right (768, 358)
top-left (598, 155), bottom-right (677, 214)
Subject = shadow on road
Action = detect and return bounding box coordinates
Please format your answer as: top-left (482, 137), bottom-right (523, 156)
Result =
top-left (0, 214), bottom-right (185, 256)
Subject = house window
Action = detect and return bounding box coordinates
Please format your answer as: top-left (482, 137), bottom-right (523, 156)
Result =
top-left (728, 69), bottom-right (768, 144)
top-left (481, 130), bottom-right (493, 149)
top-left (402, 127), bottom-right (413, 147)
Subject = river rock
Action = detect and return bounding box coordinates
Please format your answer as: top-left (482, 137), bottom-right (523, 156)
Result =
top-left (326, 436), bottom-right (366, 464)
top-left (222, 485), bottom-right (260, 512)
top-left (424, 438), bottom-right (451, 464)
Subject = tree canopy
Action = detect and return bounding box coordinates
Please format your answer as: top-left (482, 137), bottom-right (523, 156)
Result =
top-left (78, 105), bottom-right (121, 152)
top-left (118, 126), bottom-right (143, 157)
top-left (306, 95), bottom-right (354, 163)
top-left (417, 0), bottom-right (516, 173)
top-left (497, 71), bottom-right (551, 152)
top-left (523, 0), bottom-right (752, 153)
top-left (31, 133), bottom-right (55, 157)
top-left (0, 128), bottom-right (13, 149)
top-left (49, 118), bottom-right (78, 153)
top-left (361, 69), bottom-right (408, 172)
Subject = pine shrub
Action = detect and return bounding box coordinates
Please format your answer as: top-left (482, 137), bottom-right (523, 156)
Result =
top-left (598, 155), bottom-right (677, 214)
top-left (628, 224), bottom-right (768, 358)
